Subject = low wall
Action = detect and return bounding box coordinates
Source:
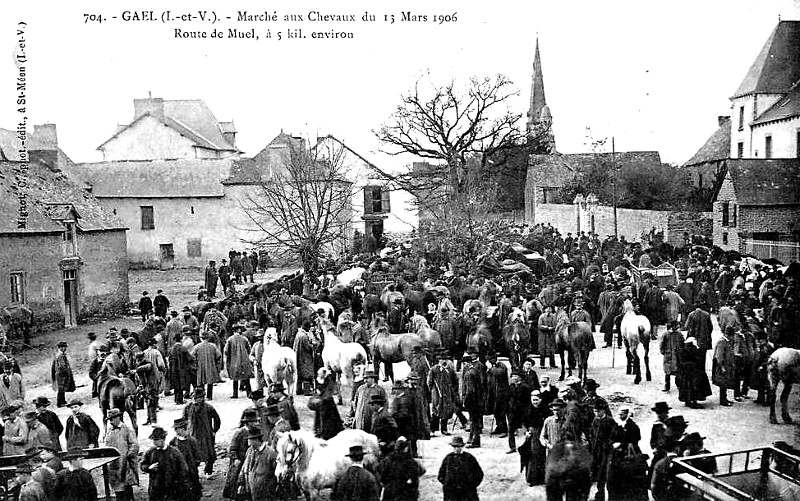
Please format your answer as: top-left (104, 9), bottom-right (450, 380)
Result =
top-left (531, 203), bottom-right (712, 244)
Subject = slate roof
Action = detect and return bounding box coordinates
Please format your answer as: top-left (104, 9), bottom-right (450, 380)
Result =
top-left (753, 84), bottom-right (800, 125)
top-left (224, 132), bottom-right (303, 185)
top-left (722, 158), bottom-right (800, 205)
top-left (68, 159), bottom-right (230, 198)
top-left (529, 151), bottom-right (662, 186)
top-left (98, 99), bottom-right (239, 153)
top-left (683, 117), bottom-right (731, 166)
top-left (0, 160), bottom-right (126, 234)
top-left (732, 21), bottom-right (800, 99)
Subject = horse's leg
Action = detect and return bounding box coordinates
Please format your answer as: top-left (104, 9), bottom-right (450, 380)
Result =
top-left (385, 361), bottom-right (394, 382)
top-left (633, 348), bottom-right (642, 385)
top-left (624, 338), bottom-right (632, 375)
top-left (643, 338), bottom-right (652, 382)
top-left (780, 381), bottom-right (793, 423)
top-left (559, 351), bottom-right (566, 381)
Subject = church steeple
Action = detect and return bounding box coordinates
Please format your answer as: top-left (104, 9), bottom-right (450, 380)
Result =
top-left (527, 38), bottom-right (548, 133)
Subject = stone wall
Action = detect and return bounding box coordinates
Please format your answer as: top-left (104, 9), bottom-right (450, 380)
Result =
top-left (530, 203), bottom-right (712, 245)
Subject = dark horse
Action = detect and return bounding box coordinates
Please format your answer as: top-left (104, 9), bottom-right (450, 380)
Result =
top-left (466, 314), bottom-right (494, 362)
top-left (545, 441), bottom-right (592, 501)
top-left (503, 308), bottom-right (530, 370)
top-left (99, 373), bottom-right (140, 437)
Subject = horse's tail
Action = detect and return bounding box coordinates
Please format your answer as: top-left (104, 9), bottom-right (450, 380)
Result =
top-left (285, 353), bottom-right (296, 395)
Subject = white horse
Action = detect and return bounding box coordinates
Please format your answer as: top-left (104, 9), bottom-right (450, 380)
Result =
top-left (275, 429), bottom-right (380, 501)
top-left (320, 322), bottom-right (368, 405)
top-left (621, 299), bottom-right (653, 384)
top-left (261, 327), bottom-right (297, 395)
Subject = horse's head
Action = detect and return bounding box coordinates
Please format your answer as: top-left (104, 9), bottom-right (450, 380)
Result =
top-left (507, 308), bottom-right (525, 325)
top-left (622, 298), bottom-right (635, 314)
top-left (276, 432), bottom-right (306, 482)
top-left (411, 315), bottom-right (429, 332)
top-left (265, 327), bottom-right (278, 344)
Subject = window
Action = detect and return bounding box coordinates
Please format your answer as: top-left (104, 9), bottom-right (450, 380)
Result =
top-left (371, 186), bottom-right (383, 213)
top-left (187, 238), bottom-right (202, 257)
top-left (730, 204), bottom-right (737, 227)
top-left (698, 173), bottom-right (703, 188)
top-left (190, 206), bottom-right (195, 215)
top-left (721, 201), bottom-right (729, 226)
top-left (10, 272), bottom-right (24, 303)
top-left (63, 221), bottom-right (77, 256)
top-left (737, 142), bottom-right (744, 158)
top-left (722, 232), bottom-right (728, 245)
top-left (738, 106), bottom-right (744, 131)
top-left (765, 135), bottom-right (773, 159)
top-left (140, 206), bottom-right (154, 230)
top-left (542, 188), bottom-right (563, 204)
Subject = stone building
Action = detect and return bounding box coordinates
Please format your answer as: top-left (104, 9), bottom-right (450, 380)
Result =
top-left (0, 124), bottom-right (129, 329)
top-left (682, 116), bottom-right (731, 191)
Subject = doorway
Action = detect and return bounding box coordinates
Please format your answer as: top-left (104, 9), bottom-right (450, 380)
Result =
top-left (159, 243), bottom-right (175, 270)
top-left (62, 269), bottom-right (79, 327)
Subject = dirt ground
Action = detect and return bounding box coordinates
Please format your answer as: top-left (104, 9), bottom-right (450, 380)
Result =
top-left (17, 269), bottom-right (800, 500)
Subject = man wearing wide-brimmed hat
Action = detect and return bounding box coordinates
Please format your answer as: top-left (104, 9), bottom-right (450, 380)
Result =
top-left (539, 398), bottom-right (567, 455)
top-left (32, 396), bottom-right (62, 452)
top-left (438, 436), bottom-right (484, 501)
top-left (2, 404), bottom-right (26, 455)
top-left (182, 388), bottom-right (221, 480)
top-left (223, 410), bottom-right (257, 500)
top-left (54, 447), bottom-right (96, 501)
top-left (65, 399), bottom-right (99, 450)
top-left (15, 461), bottom-right (46, 501)
top-left (428, 350), bottom-right (461, 436)
top-left (685, 302), bottom-right (713, 364)
top-left (352, 367), bottom-right (386, 433)
top-left (105, 408), bottom-right (139, 501)
top-left (48, 340), bottom-right (73, 408)
top-left (680, 432), bottom-right (716, 475)
top-left (192, 330), bottom-right (223, 400)
top-left (648, 401), bottom-right (671, 452)
top-left (369, 394), bottom-right (398, 455)
top-left (141, 426), bottom-right (193, 501)
top-left (224, 323), bottom-right (254, 399)
top-left (238, 426), bottom-right (279, 501)
top-left (24, 410), bottom-right (55, 452)
top-left (461, 347), bottom-right (486, 448)
top-left (170, 418), bottom-right (202, 501)
top-left (269, 382), bottom-right (300, 431)
top-left (331, 445), bottom-right (380, 501)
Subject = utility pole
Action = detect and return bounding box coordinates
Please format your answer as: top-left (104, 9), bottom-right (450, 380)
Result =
top-left (612, 136), bottom-right (618, 239)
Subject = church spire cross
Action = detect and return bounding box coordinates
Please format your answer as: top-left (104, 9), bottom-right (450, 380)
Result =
top-left (527, 38), bottom-right (548, 134)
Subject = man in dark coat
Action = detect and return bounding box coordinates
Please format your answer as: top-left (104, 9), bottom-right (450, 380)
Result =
top-left (204, 261), bottom-right (219, 298)
top-left (153, 290), bottom-right (170, 319)
top-left (437, 436), bottom-right (484, 501)
top-left (168, 340), bottom-right (193, 404)
top-left (427, 354), bottom-right (459, 436)
top-left (589, 400), bottom-right (616, 501)
top-left (676, 337), bottom-right (712, 408)
top-left (486, 356), bottom-right (509, 437)
top-left (239, 427), bottom-right (279, 501)
top-left (224, 326), bottom-right (254, 399)
top-left (51, 341), bottom-right (75, 408)
top-left (218, 259), bottom-right (232, 296)
top-left (54, 448), bottom-right (97, 501)
top-left (461, 349), bottom-right (486, 448)
top-left (182, 388), bottom-right (221, 479)
top-left (170, 418), bottom-right (202, 501)
top-left (331, 446), bottom-right (381, 501)
top-left (376, 438), bottom-right (425, 501)
top-left (370, 394), bottom-right (398, 455)
top-left (685, 303), bottom-right (713, 364)
top-left (138, 291), bottom-right (153, 323)
top-left (65, 399), bottom-right (99, 449)
top-left (33, 397), bottom-right (62, 452)
top-left (224, 410), bottom-right (258, 500)
top-left (141, 426), bottom-right (193, 501)
top-left (506, 370), bottom-right (531, 453)
top-left (192, 332), bottom-right (223, 400)
top-left (390, 379), bottom-right (421, 457)
top-left (270, 382), bottom-right (300, 430)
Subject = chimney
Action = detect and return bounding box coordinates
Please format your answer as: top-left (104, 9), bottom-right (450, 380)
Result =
top-left (133, 97), bottom-right (165, 121)
top-left (30, 124), bottom-right (59, 171)
top-left (718, 116), bottom-right (730, 127)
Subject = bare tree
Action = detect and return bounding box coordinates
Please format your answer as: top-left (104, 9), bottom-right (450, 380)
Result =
top-left (240, 138), bottom-right (354, 291)
top-left (371, 73), bottom-right (550, 267)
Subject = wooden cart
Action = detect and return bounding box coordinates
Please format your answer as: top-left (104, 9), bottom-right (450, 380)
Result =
top-left (672, 445), bottom-right (800, 500)
top-left (0, 447), bottom-right (120, 501)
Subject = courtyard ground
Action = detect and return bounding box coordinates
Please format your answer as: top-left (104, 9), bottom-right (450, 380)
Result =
top-left (15, 268), bottom-right (800, 500)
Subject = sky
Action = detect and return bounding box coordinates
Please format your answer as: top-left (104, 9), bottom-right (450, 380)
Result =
top-left (2, 0), bottom-right (799, 229)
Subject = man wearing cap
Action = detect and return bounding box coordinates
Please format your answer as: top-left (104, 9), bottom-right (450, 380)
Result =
top-left (224, 409), bottom-right (257, 500)
top-left (224, 325), bottom-right (254, 399)
top-left (712, 326), bottom-right (737, 407)
top-left (33, 397), bottom-right (62, 452)
top-left (589, 400), bottom-right (616, 501)
top-left (105, 409), bottom-right (139, 501)
top-left (370, 394), bottom-right (398, 455)
top-left (461, 348), bottom-right (486, 448)
top-left (182, 388), bottom-right (221, 479)
top-left (660, 321), bottom-right (685, 393)
top-left (539, 398), bottom-right (567, 456)
top-left (166, 310), bottom-right (184, 346)
top-left (65, 399), bottom-right (99, 450)
top-left (141, 426), bottom-right (192, 501)
top-left (192, 330), bottom-right (223, 400)
top-left (53, 447), bottom-right (97, 501)
top-left (3, 405), bottom-right (28, 455)
top-left (427, 353), bottom-right (459, 436)
top-left (24, 411), bottom-right (55, 452)
top-left (170, 418), bottom-right (202, 501)
top-left (486, 356), bottom-right (509, 438)
top-left (182, 307), bottom-right (201, 340)
top-left (48, 341), bottom-right (72, 408)
top-left (352, 368), bottom-right (387, 433)
top-left (437, 436), bottom-right (484, 501)
top-left (204, 261), bottom-right (219, 298)
top-left (16, 462), bottom-right (46, 501)
top-left (331, 445), bottom-right (380, 501)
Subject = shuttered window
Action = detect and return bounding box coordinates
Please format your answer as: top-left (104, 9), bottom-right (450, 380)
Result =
top-left (141, 206), bottom-right (155, 230)
top-left (721, 201), bottom-right (729, 227)
top-left (187, 238), bottom-right (202, 257)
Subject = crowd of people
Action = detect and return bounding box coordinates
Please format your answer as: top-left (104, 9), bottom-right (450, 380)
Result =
top-left (2, 222), bottom-right (798, 501)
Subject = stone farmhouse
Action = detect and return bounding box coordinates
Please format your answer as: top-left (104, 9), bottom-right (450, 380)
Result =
top-left (0, 124), bottom-right (129, 329)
